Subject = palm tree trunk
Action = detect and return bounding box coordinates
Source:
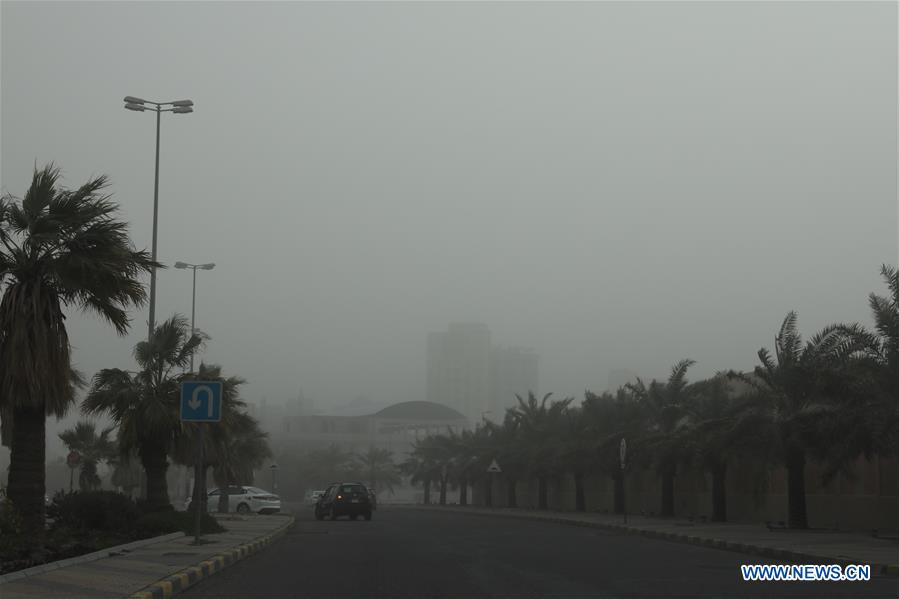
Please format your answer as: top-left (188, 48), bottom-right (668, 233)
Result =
top-left (423, 477), bottom-right (431, 505)
top-left (7, 405), bottom-right (46, 544)
top-left (711, 462), bottom-right (727, 522)
top-left (786, 448), bottom-right (808, 529)
top-left (613, 472), bottom-right (624, 514)
top-left (538, 476), bottom-right (548, 510)
top-left (661, 467), bottom-right (675, 517)
top-left (141, 441), bottom-right (170, 510)
top-left (506, 478), bottom-right (517, 508)
top-left (459, 477), bottom-right (468, 506)
top-left (439, 476), bottom-right (447, 505)
top-left (574, 472), bottom-right (586, 512)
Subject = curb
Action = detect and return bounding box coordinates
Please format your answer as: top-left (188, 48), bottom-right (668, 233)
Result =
top-left (128, 515), bottom-right (294, 599)
top-left (403, 506), bottom-right (899, 578)
top-left (0, 532), bottom-right (185, 584)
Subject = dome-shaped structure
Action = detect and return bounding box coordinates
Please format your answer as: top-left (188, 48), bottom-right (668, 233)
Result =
top-left (373, 401), bottom-right (466, 422)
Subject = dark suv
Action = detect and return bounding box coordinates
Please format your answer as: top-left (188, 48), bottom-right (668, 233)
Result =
top-left (315, 482), bottom-right (373, 521)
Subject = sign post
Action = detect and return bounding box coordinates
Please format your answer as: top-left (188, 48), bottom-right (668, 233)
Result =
top-left (619, 438), bottom-right (627, 525)
top-left (486, 459), bottom-right (501, 508)
top-left (181, 381), bottom-right (223, 544)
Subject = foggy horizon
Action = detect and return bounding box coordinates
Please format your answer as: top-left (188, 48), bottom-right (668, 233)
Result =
top-left (2, 1), bottom-right (896, 458)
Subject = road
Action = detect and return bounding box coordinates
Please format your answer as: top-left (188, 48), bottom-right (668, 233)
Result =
top-left (183, 507), bottom-right (899, 599)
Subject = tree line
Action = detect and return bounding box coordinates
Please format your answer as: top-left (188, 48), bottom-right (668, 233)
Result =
top-left (0, 165), bottom-right (271, 549)
top-left (403, 267), bottom-right (897, 529)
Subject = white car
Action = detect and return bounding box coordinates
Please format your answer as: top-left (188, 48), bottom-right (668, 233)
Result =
top-left (189, 485), bottom-right (281, 515)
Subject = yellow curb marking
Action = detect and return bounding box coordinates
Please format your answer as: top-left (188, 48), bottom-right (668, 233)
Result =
top-left (131, 592), bottom-right (154, 599)
top-left (158, 579), bottom-right (173, 596)
top-left (179, 572), bottom-right (190, 588)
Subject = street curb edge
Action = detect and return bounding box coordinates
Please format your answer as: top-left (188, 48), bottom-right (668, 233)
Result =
top-left (127, 515), bottom-right (295, 599)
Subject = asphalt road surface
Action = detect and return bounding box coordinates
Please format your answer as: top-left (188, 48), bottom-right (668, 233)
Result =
top-left (182, 507), bottom-right (899, 599)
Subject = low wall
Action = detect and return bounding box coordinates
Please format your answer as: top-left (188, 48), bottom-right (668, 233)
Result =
top-left (466, 455), bottom-right (899, 531)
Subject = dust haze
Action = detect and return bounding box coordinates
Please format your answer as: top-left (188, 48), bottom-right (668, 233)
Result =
top-left (1, 1), bottom-right (895, 458)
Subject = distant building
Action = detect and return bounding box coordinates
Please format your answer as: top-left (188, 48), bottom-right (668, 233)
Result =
top-left (427, 323), bottom-right (538, 422)
top-left (427, 323), bottom-right (492, 422)
top-left (277, 401), bottom-right (468, 456)
top-left (490, 346), bottom-right (539, 415)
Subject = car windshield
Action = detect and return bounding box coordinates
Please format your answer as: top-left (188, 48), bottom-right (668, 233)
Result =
top-left (340, 485), bottom-right (365, 494)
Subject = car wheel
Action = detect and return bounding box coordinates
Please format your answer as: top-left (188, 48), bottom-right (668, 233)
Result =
top-left (237, 503), bottom-right (251, 515)
top-left (363, 511), bottom-right (372, 521)
top-left (314, 508), bottom-right (324, 521)
top-left (329, 507), bottom-right (338, 521)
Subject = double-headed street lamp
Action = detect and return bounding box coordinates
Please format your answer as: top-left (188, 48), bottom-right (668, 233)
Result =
top-left (173, 261), bottom-right (215, 372)
top-left (124, 95), bottom-right (194, 341)
top-left (173, 261), bottom-right (215, 371)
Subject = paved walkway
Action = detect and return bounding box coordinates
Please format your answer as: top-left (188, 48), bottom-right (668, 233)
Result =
top-left (400, 505), bottom-right (899, 576)
top-left (0, 514), bottom-right (293, 598)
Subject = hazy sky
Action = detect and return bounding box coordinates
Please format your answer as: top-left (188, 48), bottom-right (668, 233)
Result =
top-left (1, 1), bottom-right (896, 452)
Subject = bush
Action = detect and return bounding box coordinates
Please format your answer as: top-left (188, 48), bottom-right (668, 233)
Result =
top-left (135, 510), bottom-right (225, 537)
top-left (0, 499), bottom-right (26, 559)
top-left (48, 491), bottom-right (142, 533)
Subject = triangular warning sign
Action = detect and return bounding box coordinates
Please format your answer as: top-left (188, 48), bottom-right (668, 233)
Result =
top-left (487, 459), bottom-right (502, 473)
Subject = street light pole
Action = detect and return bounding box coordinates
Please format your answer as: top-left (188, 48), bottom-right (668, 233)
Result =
top-left (124, 96), bottom-right (194, 341)
top-left (173, 261), bottom-right (215, 372)
top-left (190, 265), bottom-right (197, 371)
top-left (149, 108), bottom-right (161, 341)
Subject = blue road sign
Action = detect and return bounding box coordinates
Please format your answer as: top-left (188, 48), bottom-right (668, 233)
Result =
top-left (180, 381), bottom-right (223, 422)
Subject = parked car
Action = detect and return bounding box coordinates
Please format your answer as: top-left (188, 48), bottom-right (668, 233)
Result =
top-left (304, 489), bottom-right (325, 505)
top-left (187, 485), bottom-right (281, 515)
top-left (314, 482), bottom-right (372, 521)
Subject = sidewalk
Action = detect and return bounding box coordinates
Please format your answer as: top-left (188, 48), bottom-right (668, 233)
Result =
top-left (402, 505), bottom-right (899, 577)
top-left (0, 513), bottom-right (293, 598)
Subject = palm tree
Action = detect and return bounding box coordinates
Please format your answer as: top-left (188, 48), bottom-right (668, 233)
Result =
top-left (833, 265), bottom-right (899, 462)
top-left (209, 412), bottom-right (271, 512)
top-left (627, 360), bottom-right (695, 517)
top-left (110, 453), bottom-right (143, 498)
top-left (676, 375), bottom-right (753, 522)
top-left (0, 165), bottom-right (154, 539)
top-left (170, 362), bottom-right (264, 513)
top-left (404, 437), bottom-right (447, 504)
top-left (58, 421), bottom-right (116, 492)
top-left (554, 406), bottom-right (596, 512)
top-left (355, 447), bottom-right (400, 497)
top-left (290, 444), bottom-right (355, 498)
top-left (82, 315), bottom-right (202, 509)
top-left (582, 387), bottom-right (643, 514)
top-left (510, 392), bottom-right (573, 510)
top-left (728, 312), bottom-right (865, 528)
top-left (454, 425), bottom-right (494, 506)
top-left (485, 412), bottom-right (527, 508)
top-left (399, 453), bottom-right (432, 504)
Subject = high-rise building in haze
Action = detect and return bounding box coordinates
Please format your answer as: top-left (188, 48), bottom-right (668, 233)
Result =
top-left (426, 323), bottom-right (492, 422)
top-left (427, 323), bottom-right (538, 423)
top-left (490, 346), bottom-right (539, 415)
